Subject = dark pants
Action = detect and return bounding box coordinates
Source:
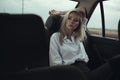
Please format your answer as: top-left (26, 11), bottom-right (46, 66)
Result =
top-left (71, 61), bottom-right (114, 80)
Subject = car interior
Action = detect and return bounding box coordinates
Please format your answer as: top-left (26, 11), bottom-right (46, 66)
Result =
top-left (1, 0), bottom-right (120, 80)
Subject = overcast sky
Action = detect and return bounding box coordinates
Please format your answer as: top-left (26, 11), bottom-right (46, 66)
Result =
top-left (0, 0), bottom-right (77, 22)
top-left (0, 0), bottom-right (119, 29)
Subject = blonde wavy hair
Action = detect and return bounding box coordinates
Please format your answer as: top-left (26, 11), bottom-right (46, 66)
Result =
top-left (59, 9), bottom-right (87, 45)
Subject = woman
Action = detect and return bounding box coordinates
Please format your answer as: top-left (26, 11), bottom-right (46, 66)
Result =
top-left (49, 9), bottom-right (87, 66)
top-left (49, 9), bottom-right (120, 80)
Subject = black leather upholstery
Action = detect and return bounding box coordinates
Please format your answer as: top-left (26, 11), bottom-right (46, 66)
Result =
top-left (45, 15), bottom-right (63, 36)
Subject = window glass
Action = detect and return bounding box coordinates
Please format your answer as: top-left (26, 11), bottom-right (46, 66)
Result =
top-left (0, 0), bottom-right (22, 13)
top-left (87, 0), bottom-right (120, 40)
top-left (87, 3), bottom-right (102, 37)
top-left (103, 0), bottom-right (120, 39)
top-left (0, 0), bottom-right (77, 23)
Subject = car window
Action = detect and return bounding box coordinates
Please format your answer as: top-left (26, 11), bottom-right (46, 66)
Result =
top-left (87, 0), bottom-right (120, 40)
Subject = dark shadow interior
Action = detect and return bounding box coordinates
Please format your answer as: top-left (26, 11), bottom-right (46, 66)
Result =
top-left (0, 14), bottom-right (49, 73)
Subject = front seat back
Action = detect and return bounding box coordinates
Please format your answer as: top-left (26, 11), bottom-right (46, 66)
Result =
top-left (0, 14), bottom-right (49, 73)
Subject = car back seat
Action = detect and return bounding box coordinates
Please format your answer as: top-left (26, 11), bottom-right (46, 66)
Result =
top-left (0, 14), bottom-right (49, 73)
top-left (45, 15), bottom-right (63, 49)
top-left (45, 15), bottom-right (63, 36)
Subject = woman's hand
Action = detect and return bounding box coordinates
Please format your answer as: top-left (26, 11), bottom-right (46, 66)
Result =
top-left (49, 9), bottom-right (60, 15)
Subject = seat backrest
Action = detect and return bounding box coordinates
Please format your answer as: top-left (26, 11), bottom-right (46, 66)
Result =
top-left (45, 15), bottom-right (63, 48)
top-left (118, 19), bottom-right (120, 40)
top-left (45, 15), bottom-right (63, 36)
top-left (0, 14), bottom-right (49, 72)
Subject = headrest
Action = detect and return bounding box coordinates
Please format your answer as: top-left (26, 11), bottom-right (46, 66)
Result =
top-left (45, 15), bottom-right (63, 36)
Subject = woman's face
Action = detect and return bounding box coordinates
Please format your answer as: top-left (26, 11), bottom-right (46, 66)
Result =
top-left (66, 12), bottom-right (81, 32)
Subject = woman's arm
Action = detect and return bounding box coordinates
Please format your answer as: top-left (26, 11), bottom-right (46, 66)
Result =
top-left (49, 9), bottom-right (68, 15)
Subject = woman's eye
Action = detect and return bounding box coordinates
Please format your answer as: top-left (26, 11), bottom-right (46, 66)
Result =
top-left (74, 19), bottom-right (79, 22)
top-left (68, 17), bottom-right (79, 22)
